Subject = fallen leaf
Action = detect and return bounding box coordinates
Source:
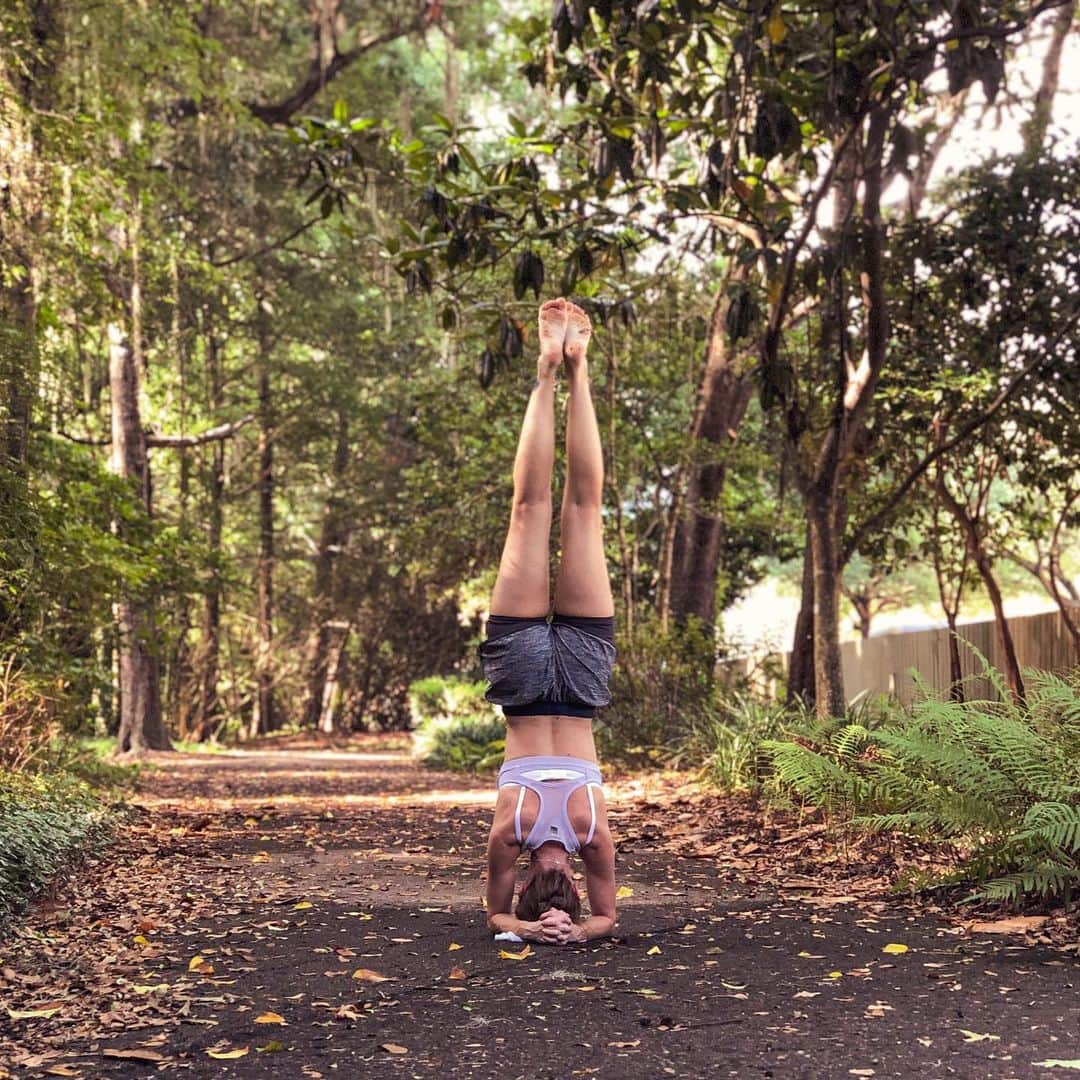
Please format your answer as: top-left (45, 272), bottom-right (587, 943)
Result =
top-left (45, 1068), bottom-right (81, 1077)
top-left (882, 943), bottom-right (909, 955)
top-left (188, 955), bottom-right (214, 974)
top-left (448, 967), bottom-right (467, 980)
top-left (630, 988), bottom-right (659, 997)
top-left (254, 1012), bottom-right (286, 1025)
top-left (793, 991), bottom-right (820, 999)
top-left (256, 1041), bottom-right (285, 1053)
top-left (206, 1047), bottom-right (249, 1059)
top-left (827, 971), bottom-right (843, 979)
top-left (448, 942), bottom-right (463, 952)
top-left (615, 886), bottom-right (634, 900)
top-left (608, 1040), bottom-right (640, 1048)
top-left (499, 945), bottom-right (533, 961)
top-left (7, 1005), bottom-right (64, 1020)
top-left (960, 1030), bottom-right (1000, 1043)
top-left (352, 969), bottom-right (392, 983)
top-left (102, 1049), bottom-right (164, 1062)
top-left (132, 983), bottom-right (169, 994)
top-left (293, 901), bottom-right (313, 911)
top-left (646, 946), bottom-right (661, 956)
top-left (132, 934), bottom-right (151, 947)
top-left (380, 1043), bottom-right (408, 1055)
top-left (968, 915), bottom-right (1048, 934)
top-left (1033, 1061), bottom-right (1080, 1070)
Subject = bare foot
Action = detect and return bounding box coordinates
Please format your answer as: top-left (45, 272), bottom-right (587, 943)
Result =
top-left (563, 301), bottom-right (592, 373)
top-left (537, 298), bottom-right (567, 379)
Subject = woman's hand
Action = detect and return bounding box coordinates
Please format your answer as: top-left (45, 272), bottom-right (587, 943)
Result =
top-left (538, 908), bottom-right (574, 945)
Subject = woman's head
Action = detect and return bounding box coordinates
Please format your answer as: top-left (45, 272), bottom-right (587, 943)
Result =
top-left (515, 865), bottom-right (582, 923)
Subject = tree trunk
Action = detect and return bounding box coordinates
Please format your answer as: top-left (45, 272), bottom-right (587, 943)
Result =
top-left (807, 494), bottom-right (846, 717)
top-left (317, 622), bottom-right (351, 733)
top-left (945, 610), bottom-right (965, 702)
top-left (666, 271), bottom-right (753, 630)
top-left (786, 532), bottom-right (815, 706)
top-left (938, 483), bottom-right (1025, 704)
top-left (252, 314), bottom-right (275, 736)
top-left (109, 321), bottom-right (170, 753)
top-left (1022, 0), bottom-right (1076, 153)
top-left (303, 410), bottom-right (350, 728)
top-left (195, 328), bottom-right (225, 740)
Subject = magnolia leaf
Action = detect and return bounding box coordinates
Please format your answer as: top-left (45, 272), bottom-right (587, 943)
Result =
top-left (206, 1047), bottom-right (249, 1059)
top-left (254, 1012), bottom-right (286, 1025)
top-left (448, 942), bottom-right (463, 951)
top-left (353, 968), bottom-right (392, 982)
top-left (381, 1043), bottom-right (409, 1055)
top-left (8, 1005), bottom-right (64, 1019)
top-left (882, 943), bottom-right (909, 955)
top-left (499, 945), bottom-right (533, 960)
top-left (102, 1049), bottom-right (164, 1062)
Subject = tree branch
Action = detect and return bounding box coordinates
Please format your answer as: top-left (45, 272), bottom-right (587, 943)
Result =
top-left (146, 415), bottom-right (254, 448)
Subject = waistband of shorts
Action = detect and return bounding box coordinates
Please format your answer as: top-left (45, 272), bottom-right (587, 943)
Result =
top-left (487, 612), bottom-right (615, 644)
top-left (502, 698), bottom-right (596, 718)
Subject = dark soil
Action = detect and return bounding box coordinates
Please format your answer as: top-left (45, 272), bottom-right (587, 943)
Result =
top-left (2, 735), bottom-right (1077, 1079)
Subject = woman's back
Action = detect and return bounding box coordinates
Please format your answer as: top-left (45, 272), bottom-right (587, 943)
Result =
top-left (504, 713), bottom-right (598, 763)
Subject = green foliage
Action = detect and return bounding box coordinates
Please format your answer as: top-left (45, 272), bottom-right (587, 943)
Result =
top-left (409, 675), bottom-right (505, 773)
top-left (594, 615), bottom-right (715, 764)
top-left (761, 662), bottom-right (1080, 906)
top-left (0, 768), bottom-right (124, 926)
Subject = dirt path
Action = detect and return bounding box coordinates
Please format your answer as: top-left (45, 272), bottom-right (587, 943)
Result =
top-left (2, 737), bottom-right (1078, 1079)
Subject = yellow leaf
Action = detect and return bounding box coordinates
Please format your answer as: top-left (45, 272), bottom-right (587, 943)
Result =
top-left (7, 1005), bottom-right (63, 1019)
top-left (188, 955), bottom-right (214, 974)
top-left (46, 1068), bottom-right (81, 1077)
top-left (293, 901), bottom-right (313, 910)
top-left (256, 1040), bottom-right (285, 1053)
top-left (945, 37), bottom-right (960, 51)
top-left (766, 5), bottom-right (787, 44)
top-left (798, 951), bottom-right (824, 958)
top-left (352, 968), bottom-right (392, 982)
top-left (882, 943), bottom-right (909, 955)
top-left (254, 1011), bottom-right (285, 1025)
top-left (631, 988), bottom-right (659, 997)
top-left (133, 934), bottom-right (151, 947)
top-left (132, 983), bottom-right (169, 994)
top-left (615, 885), bottom-right (634, 900)
top-left (251, 852), bottom-right (269, 863)
top-left (381, 1043), bottom-right (409, 1055)
top-left (243, 817), bottom-right (258, 827)
top-left (828, 970), bottom-right (843, 979)
top-left (206, 1047), bottom-right (249, 1059)
top-left (499, 944), bottom-right (534, 961)
top-left (576, 986), bottom-right (596, 992)
top-left (960, 1030), bottom-right (1000, 1043)
top-left (646, 946), bottom-right (661, 956)
top-left (448, 942), bottom-right (463, 951)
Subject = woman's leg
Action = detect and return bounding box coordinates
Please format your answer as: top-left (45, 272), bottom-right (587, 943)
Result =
top-left (553, 303), bottom-right (615, 618)
top-left (490, 300), bottom-right (567, 617)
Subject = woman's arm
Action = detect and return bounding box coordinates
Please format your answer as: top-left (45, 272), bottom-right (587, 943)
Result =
top-left (485, 824), bottom-right (548, 942)
top-left (572, 830), bottom-right (617, 942)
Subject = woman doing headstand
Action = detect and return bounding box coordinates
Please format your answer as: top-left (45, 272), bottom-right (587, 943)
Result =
top-left (480, 298), bottom-right (618, 946)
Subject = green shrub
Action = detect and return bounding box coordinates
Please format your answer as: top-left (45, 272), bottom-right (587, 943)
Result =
top-left (595, 615), bottom-right (715, 764)
top-left (409, 674), bottom-right (504, 772)
top-left (761, 656), bottom-right (1080, 906)
top-left (0, 768), bottom-right (122, 926)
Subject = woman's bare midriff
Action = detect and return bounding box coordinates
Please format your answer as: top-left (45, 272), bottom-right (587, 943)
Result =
top-left (503, 714), bottom-right (598, 763)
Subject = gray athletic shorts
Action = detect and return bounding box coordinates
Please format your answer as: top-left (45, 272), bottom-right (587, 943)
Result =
top-left (478, 613), bottom-right (616, 718)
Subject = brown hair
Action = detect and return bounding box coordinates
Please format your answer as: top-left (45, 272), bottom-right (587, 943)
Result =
top-left (515, 867), bottom-right (582, 922)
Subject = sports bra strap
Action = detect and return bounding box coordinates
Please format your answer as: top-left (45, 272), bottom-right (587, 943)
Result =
top-left (584, 782), bottom-right (599, 847)
top-left (513, 784), bottom-right (527, 846)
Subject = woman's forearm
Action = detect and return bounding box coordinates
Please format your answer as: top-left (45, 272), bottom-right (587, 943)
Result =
top-left (570, 914), bottom-right (615, 942)
top-left (488, 912), bottom-right (540, 940)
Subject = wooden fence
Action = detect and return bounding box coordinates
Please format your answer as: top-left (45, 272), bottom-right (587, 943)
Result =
top-left (722, 606), bottom-right (1080, 705)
